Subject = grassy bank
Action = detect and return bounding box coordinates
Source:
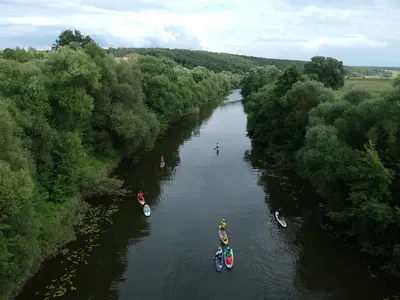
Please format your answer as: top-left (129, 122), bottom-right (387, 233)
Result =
top-left (343, 77), bottom-right (394, 94)
top-left (0, 30), bottom-right (240, 300)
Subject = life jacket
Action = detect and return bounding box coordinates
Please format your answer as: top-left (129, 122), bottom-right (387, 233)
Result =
top-left (220, 221), bottom-right (226, 229)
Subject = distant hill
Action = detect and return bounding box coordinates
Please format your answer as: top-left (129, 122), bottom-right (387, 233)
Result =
top-left (107, 47), bottom-right (400, 77)
top-left (108, 47), bottom-right (305, 73)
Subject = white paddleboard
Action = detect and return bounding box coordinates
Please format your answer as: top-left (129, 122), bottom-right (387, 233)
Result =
top-left (143, 204), bottom-right (151, 216)
top-left (275, 211), bottom-right (287, 227)
top-left (224, 248), bottom-right (234, 269)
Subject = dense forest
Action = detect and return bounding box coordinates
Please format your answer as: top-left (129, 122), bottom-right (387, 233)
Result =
top-left (108, 47), bottom-right (400, 77)
top-left (108, 47), bottom-right (305, 74)
top-left (241, 56), bottom-right (400, 277)
top-left (0, 29), bottom-right (240, 299)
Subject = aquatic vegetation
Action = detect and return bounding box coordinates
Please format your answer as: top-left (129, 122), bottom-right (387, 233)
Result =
top-left (0, 29), bottom-right (239, 299)
top-left (42, 200), bottom-right (121, 299)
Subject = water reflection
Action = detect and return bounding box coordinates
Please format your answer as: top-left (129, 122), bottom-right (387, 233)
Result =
top-left (248, 147), bottom-right (400, 300)
top-left (115, 101), bottom-right (216, 210)
top-left (17, 100), bottom-right (218, 300)
top-left (18, 91), bottom-right (400, 300)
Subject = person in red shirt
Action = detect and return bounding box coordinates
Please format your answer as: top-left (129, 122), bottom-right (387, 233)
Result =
top-left (137, 191), bottom-right (144, 200)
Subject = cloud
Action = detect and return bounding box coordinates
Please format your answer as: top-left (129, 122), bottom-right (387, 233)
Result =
top-left (305, 34), bottom-right (388, 50)
top-left (0, 0), bottom-right (399, 66)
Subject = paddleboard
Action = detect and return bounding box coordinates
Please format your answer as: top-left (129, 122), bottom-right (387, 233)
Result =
top-left (143, 204), bottom-right (151, 216)
top-left (218, 226), bottom-right (229, 245)
top-left (137, 196), bottom-right (145, 205)
top-left (215, 253), bottom-right (223, 272)
top-left (275, 211), bottom-right (287, 227)
top-left (224, 247), bottom-right (234, 269)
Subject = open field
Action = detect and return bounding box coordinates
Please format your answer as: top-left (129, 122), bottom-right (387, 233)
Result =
top-left (343, 77), bottom-right (393, 94)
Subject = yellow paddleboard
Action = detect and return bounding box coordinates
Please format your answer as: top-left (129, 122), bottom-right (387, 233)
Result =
top-left (218, 226), bottom-right (229, 245)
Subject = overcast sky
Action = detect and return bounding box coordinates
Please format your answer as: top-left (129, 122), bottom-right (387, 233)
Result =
top-left (0, 0), bottom-right (399, 66)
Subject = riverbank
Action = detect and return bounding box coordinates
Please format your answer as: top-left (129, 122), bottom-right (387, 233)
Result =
top-left (11, 94), bottom-right (235, 300)
top-left (14, 92), bottom-right (223, 299)
top-left (0, 31), bottom-right (240, 300)
top-left (241, 60), bottom-right (400, 281)
top-left (16, 91), bottom-right (400, 300)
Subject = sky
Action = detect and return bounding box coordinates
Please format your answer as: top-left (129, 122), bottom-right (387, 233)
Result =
top-left (0, 0), bottom-right (399, 66)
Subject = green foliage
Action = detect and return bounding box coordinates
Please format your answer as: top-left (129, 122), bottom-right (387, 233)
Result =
top-left (393, 74), bottom-right (400, 88)
top-left (106, 47), bottom-right (400, 78)
top-left (274, 65), bottom-right (305, 97)
top-left (240, 65), bottom-right (281, 98)
top-left (52, 29), bottom-right (94, 50)
top-left (108, 47), bottom-right (306, 74)
top-left (0, 30), bottom-right (239, 300)
top-left (242, 55), bottom-right (400, 277)
top-left (0, 47), bottom-right (45, 62)
top-left (303, 56), bottom-right (345, 90)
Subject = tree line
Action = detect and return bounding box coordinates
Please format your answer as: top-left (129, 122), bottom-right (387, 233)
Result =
top-left (108, 47), bottom-right (306, 74)
top-left (107, 47), bottom-right (400, 77)
top-left (0, 29), bottom-right (240, 299)
top-left (241, 55), bottom-right (400, 278)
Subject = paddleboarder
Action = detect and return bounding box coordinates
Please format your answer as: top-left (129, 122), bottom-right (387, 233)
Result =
top-left (213, 247), bottom-right (223, 260)
top-left (278, 207), bottom-right (283, 219)
top-left (220, 218), bottom-right (226, 232)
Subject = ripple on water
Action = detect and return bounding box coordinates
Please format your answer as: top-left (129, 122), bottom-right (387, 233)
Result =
top-left (237, 218), bottom-right (296, 299)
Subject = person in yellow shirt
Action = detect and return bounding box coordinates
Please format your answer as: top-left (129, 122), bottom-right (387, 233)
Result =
top-left (220, 219), bottom-right (226, 231)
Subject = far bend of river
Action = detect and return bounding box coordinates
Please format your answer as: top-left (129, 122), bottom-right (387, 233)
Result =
top-left (18, 90), bottom-right (400, 300)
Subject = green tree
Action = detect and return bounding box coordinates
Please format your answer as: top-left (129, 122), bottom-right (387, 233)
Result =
top-left (303, 56), bottom-right (345, 90)
top-left (52, 29), bottom-right (95, 50)
top-left (274, 64), bottom-right (305, 97)
top-left (241, 53), bottom-right (400, 277)
top-left (0, 29), bottom-right (240, 300)
top-left (393, 74), bottom-right (400, 87)
top-left (240, 65), bottom-right (281, 98)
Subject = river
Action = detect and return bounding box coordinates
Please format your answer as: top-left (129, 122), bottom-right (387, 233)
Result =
top-left (17, 90), bottom-right (400, 300)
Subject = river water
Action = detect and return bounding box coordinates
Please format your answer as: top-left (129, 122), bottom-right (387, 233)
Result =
top-left (18, 90), bottom-right (400, 300)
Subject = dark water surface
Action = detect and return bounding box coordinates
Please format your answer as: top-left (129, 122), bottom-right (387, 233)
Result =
top-left (18, 90), bottom-right (400, 300)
